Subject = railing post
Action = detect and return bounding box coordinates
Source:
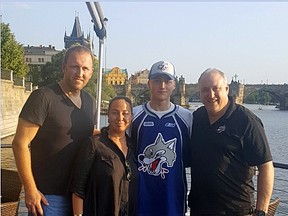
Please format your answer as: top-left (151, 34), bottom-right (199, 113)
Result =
top-left (10, 70), bottom-right (13, 83)
top-left (22, 77), bottom-right (25, 88)
top-left (253, 166), bottom-right (259, 175)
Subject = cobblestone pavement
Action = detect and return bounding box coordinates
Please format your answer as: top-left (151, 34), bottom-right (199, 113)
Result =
top-left (1, 135), bottom-right (28, 215)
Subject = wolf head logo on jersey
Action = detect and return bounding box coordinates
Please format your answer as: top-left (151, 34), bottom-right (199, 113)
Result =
top-left (138, 133), bottom-right (177, 179)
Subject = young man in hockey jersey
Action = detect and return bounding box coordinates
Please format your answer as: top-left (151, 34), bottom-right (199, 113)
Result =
top-left (129, 60), bottom-right (193, 216)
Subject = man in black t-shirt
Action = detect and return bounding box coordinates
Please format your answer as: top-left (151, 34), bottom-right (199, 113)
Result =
top-left (188, 68), bottom-right (274, 216)
top-left (12, 45), bottom-right (97, 216)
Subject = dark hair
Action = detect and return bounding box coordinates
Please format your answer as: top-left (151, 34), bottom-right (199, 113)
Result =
top-left (108, 96), bottom-right (133, 114)
top-left (100, 96), bottom-right (133, 133)
top-left (62, 45), bottom-right (94, 65)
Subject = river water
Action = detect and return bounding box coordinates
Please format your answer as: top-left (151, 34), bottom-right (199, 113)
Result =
top-left (244, 104), bottom-right (288, 215)
top-left (1, 105), bottom-right (287, 215)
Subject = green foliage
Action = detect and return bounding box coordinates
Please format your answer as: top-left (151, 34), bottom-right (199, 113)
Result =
top-left (100, 76), bottom-right (117, 100)
top-left (83, 59), bottom-right (98, 96)
top-left (244, 91), bottom-right (272, 105)
top-left (84, 65), bottom-right (116, 100)
top-left (38, 49), bottom-right (116, 99)
top-left (39, 51), bottom-right (65, 87)
top-left (135, 90), bottom-right (150, 105)
top-left (28, 65), bottom-right (42, 86)
top-left (244, 92), bottom-right (258, 104)
top-left (258, 91), bottom-right (271, 105)
top-left (1, 22), bottom-right (28, 77)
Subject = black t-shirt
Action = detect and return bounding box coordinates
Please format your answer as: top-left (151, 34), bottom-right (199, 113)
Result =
top-left (188, 97), bottom-right (272, 215)
top-left (20, 83), bottom-right (96, 195)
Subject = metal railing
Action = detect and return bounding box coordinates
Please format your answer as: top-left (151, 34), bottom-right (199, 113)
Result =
top-left (1, 143), bottom-right (287, 215)
top-left (185, 162), bottom-right (288, 216)
top-left (1, 69), bottom-right (37, 91)
top-left (272, 162), bottom-right (288, 215)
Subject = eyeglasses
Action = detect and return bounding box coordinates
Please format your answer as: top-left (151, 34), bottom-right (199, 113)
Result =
top-left (125, 160), bottom-right (132, 182)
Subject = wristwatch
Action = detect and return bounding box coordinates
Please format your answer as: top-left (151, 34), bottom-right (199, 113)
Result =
top-left (255, 210), bottom-right (266, 216)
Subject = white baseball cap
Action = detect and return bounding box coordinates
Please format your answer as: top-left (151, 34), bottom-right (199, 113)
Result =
top-left (148, 61), bottom-right (176, 80)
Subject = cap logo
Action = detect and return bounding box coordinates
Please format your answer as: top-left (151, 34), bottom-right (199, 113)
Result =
top-left (158, 62), bottom-right (169, 72)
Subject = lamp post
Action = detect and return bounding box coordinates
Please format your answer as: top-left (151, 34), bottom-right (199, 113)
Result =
top-left (86, 1), bottom-right (107, 129)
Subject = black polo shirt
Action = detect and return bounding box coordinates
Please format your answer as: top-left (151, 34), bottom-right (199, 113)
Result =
top-left (188, 97), bottom-right (272, 215)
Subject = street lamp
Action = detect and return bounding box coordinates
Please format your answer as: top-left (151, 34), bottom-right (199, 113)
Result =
top-left (86, 1), bottom-right (107, 129)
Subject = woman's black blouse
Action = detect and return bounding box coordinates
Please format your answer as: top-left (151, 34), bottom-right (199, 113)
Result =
top-left (70, 131), bottom-right (138, 216)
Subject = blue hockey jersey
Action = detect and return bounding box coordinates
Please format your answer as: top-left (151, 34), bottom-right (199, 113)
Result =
top-left (129, 102), bottom-right (192, 216)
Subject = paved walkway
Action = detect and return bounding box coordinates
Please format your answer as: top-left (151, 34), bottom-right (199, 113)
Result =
top-left (1, 135), bottom-right (28, 215)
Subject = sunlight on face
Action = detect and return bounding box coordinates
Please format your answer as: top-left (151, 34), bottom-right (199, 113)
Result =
top-left (199, 71), bottom-right (229, 115)
top-left (148, 75), bottom-right (175, 101)
top-left (108, 99), bottom-right (132, 133)
top-left (62, 51), bottom-right (94, 91)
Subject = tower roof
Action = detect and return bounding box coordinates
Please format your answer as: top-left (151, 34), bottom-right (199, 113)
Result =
top-left (71, 16), bottom-right (83, 37)
top-left (64, 15), bottom-right (92, 50)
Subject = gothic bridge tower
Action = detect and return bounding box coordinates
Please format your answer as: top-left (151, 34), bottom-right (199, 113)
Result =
top-left (229, 75), bottom-right (244, 104)
top-left (64, 15), bottom-right (93, 50)
top-left (172, 75), bottom-right (189, 107)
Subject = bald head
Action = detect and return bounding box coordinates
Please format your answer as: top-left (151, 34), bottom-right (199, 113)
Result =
top-left (198, 68), bottom-right (228, 85)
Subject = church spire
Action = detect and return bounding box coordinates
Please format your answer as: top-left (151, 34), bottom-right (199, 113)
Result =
top-left (64, 12), bottom-right (93, 50)
top-left (71, 16), bottom-right (83, 38)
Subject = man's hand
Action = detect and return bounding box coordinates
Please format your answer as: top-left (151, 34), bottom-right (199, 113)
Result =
top-left (93, 128), bottom-right (100, 136)
top-left (25, 190), bottom-right (49, 216)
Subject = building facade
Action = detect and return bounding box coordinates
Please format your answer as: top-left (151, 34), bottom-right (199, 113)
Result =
top-left (104, 67), bottom-right (128, 85)
top-left (130, 69), bottom-right (149, 84)
top-left (24, 45), bottom-right (60, 66)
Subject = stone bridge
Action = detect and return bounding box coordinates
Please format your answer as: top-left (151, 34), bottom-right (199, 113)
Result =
top-left (244, 84), bottom-right (288, 110)
top-left (113, 80), bottom-right (288, 110)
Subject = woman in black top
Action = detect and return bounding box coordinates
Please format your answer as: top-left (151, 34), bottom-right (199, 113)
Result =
top-left (70, 96), bottom-right (137, 216)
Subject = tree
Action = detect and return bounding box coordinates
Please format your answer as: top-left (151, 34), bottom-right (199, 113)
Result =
top-left (258, 91), bottom-right (271, 105)
top-left (39, 51), bottom-right (65, 87)
top-left (244, 91), bottom-right (272, 105)
top-left (244, 92), bottom-right (258, 104)
top-left (38, 49), bottom-right (116, 100)
top-left (83, 58), bottom-right (99, 96)
top-left (99, 76), bottom-right (117, 101)
top-left (84, 67), bottom-right (116, 100)
top-left (27, 65), bottom-right (42, 86)
top-left (1, 22), bottom-right (28, 77)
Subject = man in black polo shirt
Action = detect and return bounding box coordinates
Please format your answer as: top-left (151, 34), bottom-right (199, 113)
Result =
top-left (188, 68), bottom-right (274, 216)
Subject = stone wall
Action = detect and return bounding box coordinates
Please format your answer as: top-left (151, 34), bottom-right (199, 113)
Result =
top-left (1, 80), bottom-right (31, 138)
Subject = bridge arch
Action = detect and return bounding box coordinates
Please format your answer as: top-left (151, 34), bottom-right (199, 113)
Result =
top-left (244, 89), bottom-right (283, 105)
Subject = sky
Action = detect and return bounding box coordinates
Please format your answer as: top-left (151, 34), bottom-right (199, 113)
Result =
top-left (1, 1), bottom-right (288, 84)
